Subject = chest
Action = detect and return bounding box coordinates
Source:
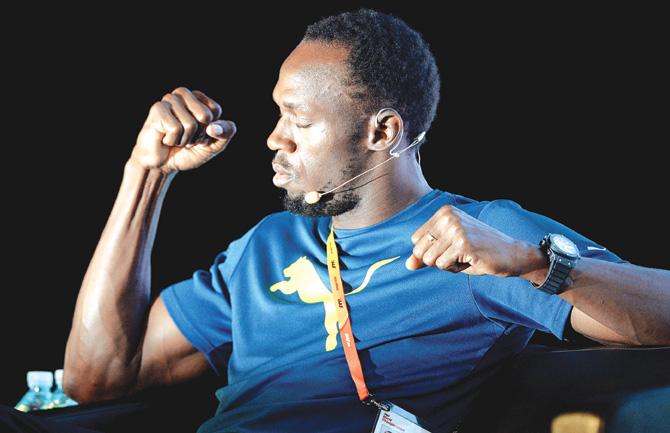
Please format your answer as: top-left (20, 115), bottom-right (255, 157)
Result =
top-left (228, 235), bottom-right (481, 362)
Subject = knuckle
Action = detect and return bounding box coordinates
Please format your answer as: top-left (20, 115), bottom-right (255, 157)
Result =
top-left (174, 86), bottom-right (190, 94)
top-left (439, 205), bottom-right (453, 216)
top-left (452, 226), bottom-right (465, 238)
top-left (443, 215), bottom-right (460, 231)
top-left (196, 109), bottom-right (213, 124)
top-left (436, 217), bottom-right (450, 230)
top-left (151, 101), bottom-right (165, 112)
top-left (167, 122), bottom-right (183, 134)
top-left (183, 120), bottom-right (197, 134)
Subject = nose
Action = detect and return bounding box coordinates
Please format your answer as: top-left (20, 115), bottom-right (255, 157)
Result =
top-left (267, 117), bottom-right (297, 153)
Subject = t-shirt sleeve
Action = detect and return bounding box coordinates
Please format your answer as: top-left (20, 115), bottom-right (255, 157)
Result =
top-left (468, 199), bottom-right (627, 341)
top-left (159, 219), bottom-right (264, 376)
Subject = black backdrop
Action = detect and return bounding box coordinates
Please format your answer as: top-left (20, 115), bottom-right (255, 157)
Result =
top-left (2, 3), bottom-right (666, 406)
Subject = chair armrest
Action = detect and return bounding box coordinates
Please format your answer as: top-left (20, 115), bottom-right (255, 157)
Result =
top-left (31, 377), bottom-right (220, 433)
top-left (460, 344), bottom-right (670, 433)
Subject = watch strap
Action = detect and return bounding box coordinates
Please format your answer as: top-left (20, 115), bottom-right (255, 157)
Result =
top-left (533, 235), bottom-right (579, 295)
top-left (535, 250), bottom-right (574, 294)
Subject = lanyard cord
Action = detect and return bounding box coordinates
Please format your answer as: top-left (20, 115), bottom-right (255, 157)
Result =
top-left (326, 222), bottom-right (389, 411)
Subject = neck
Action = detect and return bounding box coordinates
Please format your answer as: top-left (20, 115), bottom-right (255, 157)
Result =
top-left (332, 157), bottom-right (432, 230)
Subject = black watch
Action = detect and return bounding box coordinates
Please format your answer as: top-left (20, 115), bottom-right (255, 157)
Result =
top-left (533, 234), bottom-right (581, 295)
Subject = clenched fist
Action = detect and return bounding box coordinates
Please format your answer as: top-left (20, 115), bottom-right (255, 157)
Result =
top-left (130, 87), bottom-right (236, 174)
top-left (406, 205), bottom-right (545, 279)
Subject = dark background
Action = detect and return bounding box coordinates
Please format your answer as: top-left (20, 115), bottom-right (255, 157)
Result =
top-left (2, 3), bottom-right (666, 406)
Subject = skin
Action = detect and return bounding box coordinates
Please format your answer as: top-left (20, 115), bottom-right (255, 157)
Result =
top-left (407, 207), bottom-right (670, 345)
top-left (64, 40), bottom-right (669, 405)
top-left (267, 42), bottom-right (431, 224)
top-left (63, 87), bottom-right (235, 403)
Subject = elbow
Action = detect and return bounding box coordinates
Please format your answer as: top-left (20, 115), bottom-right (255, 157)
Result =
top-left (636, 320), bottom-right (670, 346)
top-left (62, 367), bottom-right (102, 405)
top-left (640, 332), bottom-right (670, 346)
top-left (62, 368), bottom-right (91, 404)
top-left (62, 340), bottom-right (141, 404)
top-left (62, 352), bottom-right (103, 404)
top-left (626, 326), bottom-right (670, 347)
top-left (62, 366), bottom-right (134, 405)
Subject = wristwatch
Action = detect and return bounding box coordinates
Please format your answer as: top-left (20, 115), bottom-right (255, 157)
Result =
top-left (533, 234), bottom-right (581, 295)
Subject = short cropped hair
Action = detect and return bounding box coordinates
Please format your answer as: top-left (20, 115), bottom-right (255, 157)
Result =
top-left (304, 8), bottom-right (441, 150)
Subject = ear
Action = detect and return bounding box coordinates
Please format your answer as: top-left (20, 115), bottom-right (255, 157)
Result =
top-left (365, 108), bottom-right (403, 152)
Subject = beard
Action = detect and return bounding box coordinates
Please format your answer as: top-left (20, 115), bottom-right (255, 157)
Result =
top-left (278, 114), bottom-right (369, 218)
top-left (279, 155), bottom-right (364, 218)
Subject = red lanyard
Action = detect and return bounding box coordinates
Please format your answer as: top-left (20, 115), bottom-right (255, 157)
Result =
top-left (326, 222), bottom-right (388, 410)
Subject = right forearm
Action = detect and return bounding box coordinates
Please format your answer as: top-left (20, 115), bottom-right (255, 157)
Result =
top-left (63, 87), bottom-right (233, 402)
top-left (64, 159), bottom-right (175, 398)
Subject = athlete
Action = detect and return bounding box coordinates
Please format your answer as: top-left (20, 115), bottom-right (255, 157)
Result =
top-left (3, 8), bottom-right (668, 433)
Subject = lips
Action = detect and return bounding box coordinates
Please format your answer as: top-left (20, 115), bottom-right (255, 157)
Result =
top-left (272, 162), bottom-right (295, 187)
top-left (272, 163), bottom-right (293, 176)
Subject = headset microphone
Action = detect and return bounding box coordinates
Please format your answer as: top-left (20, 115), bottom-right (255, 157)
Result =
top-left (304, 108), bottom-right (426, 204)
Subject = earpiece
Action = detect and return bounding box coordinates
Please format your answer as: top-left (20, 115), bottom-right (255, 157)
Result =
top-left (304, 108), bottom-right (426, 204)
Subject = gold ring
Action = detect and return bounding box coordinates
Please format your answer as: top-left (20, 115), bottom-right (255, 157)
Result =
top-left (427, 232), bottom-right (437, 242)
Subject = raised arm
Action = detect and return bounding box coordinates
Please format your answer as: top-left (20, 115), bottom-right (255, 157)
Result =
top-left (63, 87), bottom-right (236, 403)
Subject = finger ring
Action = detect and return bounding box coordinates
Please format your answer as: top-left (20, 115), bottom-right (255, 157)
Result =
top-left (427, 232), bottom-right (437, 242)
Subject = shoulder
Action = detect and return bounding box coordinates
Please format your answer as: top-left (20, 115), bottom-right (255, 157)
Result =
top-left (211, 210), bottom-right (313, 277)
top-left (476, 199), bottom-right (527, 224)
top-left (433, 192), bottom-right (541, 236)
top-left (476, 199), bottom-right (555, 244)
top-left (431, 191), bottom-right (541, 229)
top-left (450, 196), bottom-right (554, 245)
top-left (439, 192), bottom-right (523, 223)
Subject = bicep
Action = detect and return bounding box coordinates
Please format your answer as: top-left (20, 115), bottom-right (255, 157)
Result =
top-left (570, 306), bottom-right (635, 346)
top-left (131, 296), bottom-right (211, 394)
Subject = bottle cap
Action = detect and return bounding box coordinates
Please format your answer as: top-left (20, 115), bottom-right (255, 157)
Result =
top-left (54, 369), bottom-right (64, 385)
top-left (27, 371), bottom-right (53, 389)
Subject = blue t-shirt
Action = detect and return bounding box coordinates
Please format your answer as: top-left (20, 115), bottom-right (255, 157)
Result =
top-left (160, 189), bottom-right (624, 433)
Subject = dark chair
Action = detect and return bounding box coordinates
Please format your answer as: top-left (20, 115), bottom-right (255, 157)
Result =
top-left (458, 339), bottom-right (670, 432)
top-left (31, 374), bottom-right (223, 433)
top-left (33, 334), bottom-right (670, 433)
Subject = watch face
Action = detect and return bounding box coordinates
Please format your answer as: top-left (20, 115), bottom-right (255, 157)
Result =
top-left (551, 234), bottom-right (579, 257)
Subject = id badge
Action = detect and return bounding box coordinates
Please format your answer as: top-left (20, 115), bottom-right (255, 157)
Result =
top-left (370, 401), bottom-right (434, 433)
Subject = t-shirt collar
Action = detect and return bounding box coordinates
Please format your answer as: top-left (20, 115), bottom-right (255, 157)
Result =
top-left (320, 188), bottom-right (443, 240)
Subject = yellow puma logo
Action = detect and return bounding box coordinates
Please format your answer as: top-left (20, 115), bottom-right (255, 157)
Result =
top-left (270, 255), bottom-right (400, 351)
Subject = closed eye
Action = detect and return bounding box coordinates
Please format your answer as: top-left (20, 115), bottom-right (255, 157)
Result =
top-left (278, 112), bottom-right (312, 129)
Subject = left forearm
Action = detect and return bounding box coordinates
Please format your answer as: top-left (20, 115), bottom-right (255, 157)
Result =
top-left (522, 251), bottom-right (670, 345)
top-left (406, 204), bottom-right (670, 345)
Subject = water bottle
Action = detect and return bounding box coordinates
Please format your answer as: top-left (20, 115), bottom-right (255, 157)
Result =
top-left (46, 368), bottom-right (78, 409)
top-left (14, 371), bottom-right (53, 412)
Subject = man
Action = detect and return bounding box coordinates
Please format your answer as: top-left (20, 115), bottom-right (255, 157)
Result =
top-left (2, 8), bottom-right (668, 433)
